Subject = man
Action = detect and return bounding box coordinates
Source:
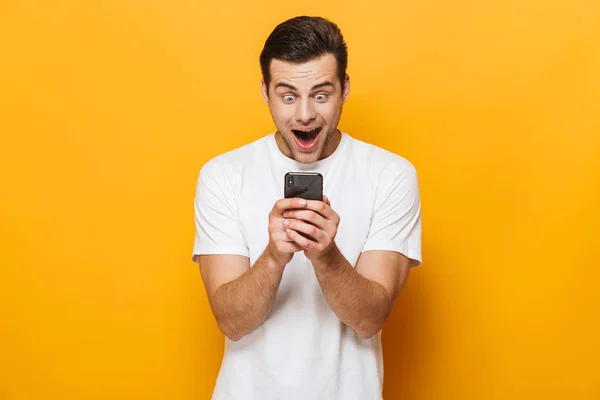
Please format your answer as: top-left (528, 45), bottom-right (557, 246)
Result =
top-left (192, 16), bottom-right (422, 400)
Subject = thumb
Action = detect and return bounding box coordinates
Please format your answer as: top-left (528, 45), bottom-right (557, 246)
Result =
top-left (322, 195), bottom-right (330, 206)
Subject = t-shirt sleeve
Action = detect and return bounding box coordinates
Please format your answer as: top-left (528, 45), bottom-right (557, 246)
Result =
top-left (362, 160), bottom-right (422, 267)
top-left (191, 159), bottom-right (249, 261)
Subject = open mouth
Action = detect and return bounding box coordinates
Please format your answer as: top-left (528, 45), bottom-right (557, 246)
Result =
top-left (292, 127), bottom-right (321, 150)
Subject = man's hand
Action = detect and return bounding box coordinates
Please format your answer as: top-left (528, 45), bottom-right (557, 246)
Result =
top-left (197, 196), bottom-right (312, 341)
top-left (282, 195), bottom-right (340, 261)
top-left (266, 197), bottom-right (309, 265)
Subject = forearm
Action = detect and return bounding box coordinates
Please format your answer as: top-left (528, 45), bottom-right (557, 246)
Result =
top-left (312, 246), bottom-right (392, 339)
top-left (212, 248), bottom-right (285, 341)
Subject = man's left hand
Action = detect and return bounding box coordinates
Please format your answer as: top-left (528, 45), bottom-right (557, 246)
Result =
top-left (282, 195), bottom-right (340, 261)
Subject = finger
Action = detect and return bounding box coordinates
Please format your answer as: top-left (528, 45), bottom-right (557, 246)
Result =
top-left (322, 195), bottom-right (330, 206)
top-left (303, 199), bottom-right (336, 219)
top-left (286, 229), bottom-right (314, 243)
top-left (284, 219), bottom-right (324, 242)
top-left (282, 210), bottom-right (327, 229)
top-left (280, 241), bottom-right (303, 252)
top-left (274, 229), bottom-right (303, 243)
top-left (274, 198), bottom-right (307, 215)
top-left (272, 229), bottom-right (303, 249)
top-left (286, 228), bottom-right (318, 252)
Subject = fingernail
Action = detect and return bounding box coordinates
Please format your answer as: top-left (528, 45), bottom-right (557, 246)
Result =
top-left (298, 199), bottom-right (306, 206)
top-left (283, 220), bottom-right (289, 226)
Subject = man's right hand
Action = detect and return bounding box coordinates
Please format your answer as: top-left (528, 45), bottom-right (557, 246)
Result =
top-left (266, 197), bottom-right (307, 265)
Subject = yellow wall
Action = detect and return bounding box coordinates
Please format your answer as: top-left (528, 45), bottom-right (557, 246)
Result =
top-left (1, 1), bottom-right (599, 399)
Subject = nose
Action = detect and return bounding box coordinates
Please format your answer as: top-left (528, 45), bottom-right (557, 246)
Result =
top-left (295, 98), bottom-right (316, 124)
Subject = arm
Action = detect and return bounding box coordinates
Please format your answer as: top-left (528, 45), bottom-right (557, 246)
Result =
top-left (284, 199), bottom-right (410, 338)
top-left (197, 247), bottom-right (285, 341)
top-left (283, 159), bottom-right (421, 339)
top-left (309, 246), bottom-right (410, 339)
top-left (196, 197), bottom-right (306, 341)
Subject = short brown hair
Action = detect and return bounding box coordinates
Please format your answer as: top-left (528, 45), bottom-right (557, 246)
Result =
top-left (259, 16), bottom-right (348, 90)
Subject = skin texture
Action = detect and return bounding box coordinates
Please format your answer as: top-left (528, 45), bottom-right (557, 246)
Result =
top-left (261, 54), bottom-right (349, 164)
top-left (198, 53), bottom-right (411, 341)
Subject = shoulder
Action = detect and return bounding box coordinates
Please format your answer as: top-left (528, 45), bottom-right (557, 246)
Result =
top-left (199, 134), bottom-right (272, 181)
top-left (345, 134), bottom-right (418, 183)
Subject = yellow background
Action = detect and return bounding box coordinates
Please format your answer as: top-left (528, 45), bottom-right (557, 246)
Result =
top-left (1, 0), bottom-right (599, 399)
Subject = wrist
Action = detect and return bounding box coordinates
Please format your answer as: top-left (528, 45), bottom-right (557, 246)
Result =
top-left (311, 243), bottom-right (342, 269)
top-left (264, 244), bottom-right (289, 271)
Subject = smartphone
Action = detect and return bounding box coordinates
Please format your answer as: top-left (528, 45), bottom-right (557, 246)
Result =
top-left (284, 172), bottom-right (323, 201)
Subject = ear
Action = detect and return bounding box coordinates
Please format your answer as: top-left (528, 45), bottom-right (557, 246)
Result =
top-left (342, 74), bottom-right (350, 104)
top-left (261, 79), bottom-right (269, 105)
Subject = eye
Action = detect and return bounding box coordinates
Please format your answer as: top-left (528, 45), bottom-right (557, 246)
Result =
top-left (314, 93), bottom-right (328, 101)
top-left (283, 95), bottom-right (295, 103)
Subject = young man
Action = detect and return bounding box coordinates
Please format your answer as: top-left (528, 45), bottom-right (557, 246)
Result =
top-left (192, 16), bottom-right (422, 400)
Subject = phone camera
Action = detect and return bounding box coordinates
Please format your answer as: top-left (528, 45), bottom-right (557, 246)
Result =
top-left (287, 177), bottom-right (294, 187)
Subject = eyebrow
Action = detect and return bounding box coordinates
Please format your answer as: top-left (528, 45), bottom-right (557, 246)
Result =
top-left (274, 81), bottom-right (335, 91)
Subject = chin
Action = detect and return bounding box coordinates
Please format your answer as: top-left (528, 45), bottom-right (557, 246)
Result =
top-left (291, 151), bottom-right (321, 164)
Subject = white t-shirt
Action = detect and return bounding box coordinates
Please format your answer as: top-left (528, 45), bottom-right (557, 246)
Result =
top-left (192, 131), bottom-right (422, 400)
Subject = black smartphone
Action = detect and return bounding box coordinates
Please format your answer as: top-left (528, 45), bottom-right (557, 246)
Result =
top-left (284, 172), bottom-right (323, 201)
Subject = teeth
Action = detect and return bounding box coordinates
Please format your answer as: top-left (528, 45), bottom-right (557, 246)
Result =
top-left (294, 128), bottom-right (319, 134)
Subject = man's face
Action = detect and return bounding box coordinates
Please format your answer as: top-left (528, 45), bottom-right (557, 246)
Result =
top-left (262, 53), bottom-right (350, 164)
